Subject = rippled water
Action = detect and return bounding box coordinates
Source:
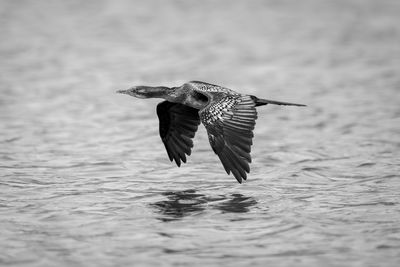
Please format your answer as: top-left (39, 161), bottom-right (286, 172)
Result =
top-left (1, 0), bottom-right (400, 266)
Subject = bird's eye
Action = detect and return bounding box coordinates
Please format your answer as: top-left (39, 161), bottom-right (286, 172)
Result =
top-left (136, 88), bottom-right (146, 94)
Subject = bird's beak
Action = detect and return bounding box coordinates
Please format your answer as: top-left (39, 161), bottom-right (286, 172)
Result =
top-left (116, 89), bottom-right (130, 95)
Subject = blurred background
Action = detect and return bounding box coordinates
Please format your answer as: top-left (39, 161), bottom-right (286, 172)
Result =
top-left (1, 0), bottom-right (399, 266)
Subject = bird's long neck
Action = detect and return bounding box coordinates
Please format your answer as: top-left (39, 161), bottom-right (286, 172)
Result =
top-left (123, 86), bottom-right (186, 103)
top-left (118, 85), bottom-right (187, 105)
top-left (137, 86), bottom-right (175, 99)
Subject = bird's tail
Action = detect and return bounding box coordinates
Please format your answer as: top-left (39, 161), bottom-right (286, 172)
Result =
top-left (250, 95), bottom-right (306, 107)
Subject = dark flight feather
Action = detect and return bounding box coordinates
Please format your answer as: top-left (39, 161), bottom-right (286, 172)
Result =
top-left (156, 101), bottom-right (200, 167)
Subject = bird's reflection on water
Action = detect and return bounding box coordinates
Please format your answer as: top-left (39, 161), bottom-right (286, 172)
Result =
top-left (150, 190), bottom-right (257, 222)
top-left (215, 193), bottom-right (258, 213)
top-left (150, 190), bottom-right (207, 222)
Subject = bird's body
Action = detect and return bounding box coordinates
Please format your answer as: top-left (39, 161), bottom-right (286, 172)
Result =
top-left (118, 81), bottom-right (305, 183)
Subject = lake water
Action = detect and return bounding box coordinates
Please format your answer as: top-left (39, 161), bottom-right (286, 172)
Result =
top-left (1, 0), bottom-right (400, 266)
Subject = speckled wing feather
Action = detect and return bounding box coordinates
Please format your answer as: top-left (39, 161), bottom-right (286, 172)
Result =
top-left (199, 95), bottom-right (257, 183)
top-left (156, 101), bottom-right (200, 167)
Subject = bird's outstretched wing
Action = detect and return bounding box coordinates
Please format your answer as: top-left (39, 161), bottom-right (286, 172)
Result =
top-left (199, 95), bottom-right (257, 183)
top-left (156, 101), bottom-right (201, 167)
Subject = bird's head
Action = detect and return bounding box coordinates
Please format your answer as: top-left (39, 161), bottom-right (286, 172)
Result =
top-left (117, 86), bottom-right (173, 99)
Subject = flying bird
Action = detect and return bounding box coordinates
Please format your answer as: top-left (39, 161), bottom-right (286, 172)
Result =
top-left (117, 81), bottom-right (305, 183)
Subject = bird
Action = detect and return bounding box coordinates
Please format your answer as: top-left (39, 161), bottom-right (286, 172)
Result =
top-left (117, 81), bottom-right (305, 183)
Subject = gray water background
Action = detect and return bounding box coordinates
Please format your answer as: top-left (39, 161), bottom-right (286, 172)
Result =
top-left (1, 0), bottom-right (400, 266)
